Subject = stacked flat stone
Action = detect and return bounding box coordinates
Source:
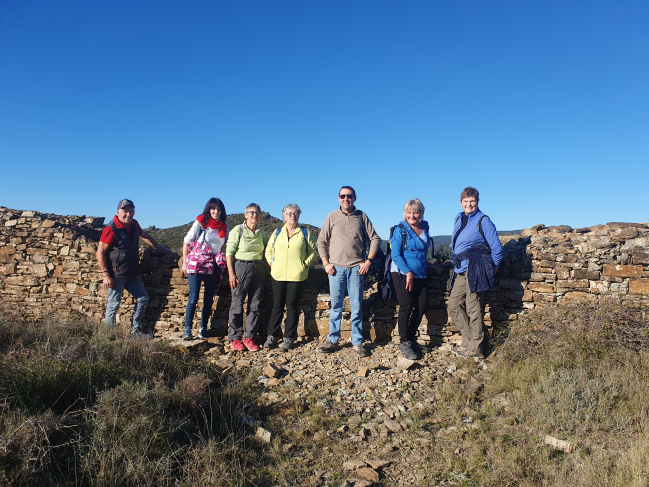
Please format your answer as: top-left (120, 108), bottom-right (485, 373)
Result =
top-left (2, 206), bottom-right (648, 345)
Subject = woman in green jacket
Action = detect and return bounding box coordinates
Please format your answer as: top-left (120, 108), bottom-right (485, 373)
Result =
top-left (263, 204), bottom-right (318, 352)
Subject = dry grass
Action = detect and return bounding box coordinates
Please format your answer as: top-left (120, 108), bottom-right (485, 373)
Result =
top-left (2, 297), bottom-right (648, 486)
top-left (0, 313), bottom-right (270, 486)
top-left (418, 297), bottom-right (649, 486)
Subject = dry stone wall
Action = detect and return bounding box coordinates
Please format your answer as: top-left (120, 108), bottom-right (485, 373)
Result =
top-left (2, 206), bottom-right (648, 345)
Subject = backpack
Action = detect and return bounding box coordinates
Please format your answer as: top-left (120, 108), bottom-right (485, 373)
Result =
top-left (376, 223), bottom-right (411, 301)
top-left (269, 226), bottom-right (308, 264)
top-left (448, 214), bottom-right (491, 290)
top-left (452, 214), bottom-right (490, 252)
top-left (185, 226), bottom-right (215, 275)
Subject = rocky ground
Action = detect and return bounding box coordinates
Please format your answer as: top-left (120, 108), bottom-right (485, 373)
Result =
top-left (156, 331), bottom-right (493, 486)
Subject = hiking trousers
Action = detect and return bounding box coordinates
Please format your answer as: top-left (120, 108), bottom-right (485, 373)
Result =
top-left (391, 272), bottom-right (427, 344)
top-left (228, 260), bottom-right (265, 341)
top-left (266, 278), bottom-right (303, 339)
top-left (448, 271), bottom-right (485, 353)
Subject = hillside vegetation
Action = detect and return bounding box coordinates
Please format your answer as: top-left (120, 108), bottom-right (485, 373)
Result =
top-left (145, 212), bottom-right (321, 253)
top-left (1, 299), bottom-right (648, 485)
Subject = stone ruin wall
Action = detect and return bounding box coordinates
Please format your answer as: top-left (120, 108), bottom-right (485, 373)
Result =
top-left (1, 206), bottom-right (648, 345)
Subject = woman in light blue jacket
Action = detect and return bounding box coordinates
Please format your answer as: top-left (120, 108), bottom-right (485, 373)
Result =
top-left (390, 198), bottom-right (432, 360)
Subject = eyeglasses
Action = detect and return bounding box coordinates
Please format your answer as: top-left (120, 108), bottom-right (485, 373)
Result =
top-left (246, 211), bottom-right (259, 215)
top-left (285, 213), bottom-right (299, 218)
top-left (339, 194), bottom-right (354, 200)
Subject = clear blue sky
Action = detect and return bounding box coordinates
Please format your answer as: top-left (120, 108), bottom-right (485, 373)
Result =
top-left (1, 0), bottom-right (648, 237)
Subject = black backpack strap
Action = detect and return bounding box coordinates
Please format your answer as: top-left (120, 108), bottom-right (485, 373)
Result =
top-left (478, 215), bottom-right (491, 252)
top-left (398, 223), bottom-right (407, 252)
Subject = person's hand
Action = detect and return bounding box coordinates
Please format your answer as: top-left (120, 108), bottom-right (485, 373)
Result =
top-left (358, 260), bottom-right (371, 275)
top-left (324, 263), bottom-right (336, 275)
top-left (229, 273), bottom-right (239, 289)
top-left (102, 275), bottom-right (114, 289)
top-left (182, 262), bottom-right (187, 275)
top-left (406, 272), bottom-right (414, 292)
top-left (303, 262), bottom-right (308, 269)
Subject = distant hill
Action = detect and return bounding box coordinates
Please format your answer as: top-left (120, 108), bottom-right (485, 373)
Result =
top-left (380, 231), bottom-right (521, 253)
top-left (145, 212), bottom-right (321, 254)
top-left (431, 230), bottom-right (521, 249)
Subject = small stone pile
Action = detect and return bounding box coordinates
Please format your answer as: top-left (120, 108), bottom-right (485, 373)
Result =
top-left (214, 338), bottom-right (489, 487)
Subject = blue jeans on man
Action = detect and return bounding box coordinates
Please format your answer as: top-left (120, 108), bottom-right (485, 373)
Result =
top-left (105, 275), bottom-right (149, 334)
top-left (185, 272), bottom-right (219, 334)
top-left (328, 265), bottom-right (364, 346)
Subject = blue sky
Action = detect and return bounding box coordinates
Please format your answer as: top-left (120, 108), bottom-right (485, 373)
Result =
top-left (1, 0), bottom-right (648, 237)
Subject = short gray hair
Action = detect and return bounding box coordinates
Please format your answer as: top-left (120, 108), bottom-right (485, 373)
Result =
top-left (282, 204), bottom-right (301, 222)
top-left (245, 203), bottom-right (261, 214)
top-left (403, 198), bottom-right (425, 222)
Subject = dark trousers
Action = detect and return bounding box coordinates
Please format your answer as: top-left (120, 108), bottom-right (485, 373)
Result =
top-left (267, 278), bottom-right (303, 339)
top-left (185, 271), bottom-right (219, 333)
top-left (391, 272), bottom-right (428, 343)
top-left (228, 260), bottom-right (265, 341)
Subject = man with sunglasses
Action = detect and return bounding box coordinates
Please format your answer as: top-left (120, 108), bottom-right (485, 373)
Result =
top-left (317, 186), bottom-right (381, 357)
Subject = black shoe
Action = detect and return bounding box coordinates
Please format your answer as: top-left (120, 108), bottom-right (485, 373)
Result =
top-left (410, 341), bottom-right (424, 358)
top-left (280, 338), bottom-right (294, 352)
top-left (399, 341), bottom-right (418, 360)
top-left (319, 339), bottom-right (339, 354)
top-left (131, 330), bottom-right (153, 340)
top-left (263, 336), bottom-right (278, 349)
top-left (353, 345), bottom-right (369, 358)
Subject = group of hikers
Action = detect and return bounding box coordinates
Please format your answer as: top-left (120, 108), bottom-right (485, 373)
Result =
top-left (95, 186), bottom-right (503, 360)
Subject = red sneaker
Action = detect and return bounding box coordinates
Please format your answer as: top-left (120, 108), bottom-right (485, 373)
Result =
top-left (230, 339), bottom-right (245, 351)
top-left (242, 337), bottom-right (260, 351)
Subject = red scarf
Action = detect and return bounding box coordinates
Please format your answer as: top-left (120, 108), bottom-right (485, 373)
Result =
top-left (197, 214), bottom-right (227, 238)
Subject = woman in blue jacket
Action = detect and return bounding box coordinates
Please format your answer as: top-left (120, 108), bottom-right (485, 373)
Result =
top-left (448, 187), bottom-right (503, 359)
top-left (390, 198), bottom-right (432, 360)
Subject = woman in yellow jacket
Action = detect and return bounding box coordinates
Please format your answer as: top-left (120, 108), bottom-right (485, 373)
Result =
top-left (263, 204), bottom-right (318, 352)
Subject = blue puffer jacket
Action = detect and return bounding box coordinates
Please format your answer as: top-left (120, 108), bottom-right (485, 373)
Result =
top-left (450, 209), bottom-right (503, 273)
top-left (390, 220), bottom-right (432, 279)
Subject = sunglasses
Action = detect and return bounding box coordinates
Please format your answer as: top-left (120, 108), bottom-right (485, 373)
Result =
top-left (339, 194), bottom-right (354, 200)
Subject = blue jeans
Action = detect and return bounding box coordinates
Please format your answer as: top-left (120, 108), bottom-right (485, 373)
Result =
top-left (185, 272), bottom-right (219, 333)
top-left (105, 275), bottom-right (149, 333)
top-left (328, 265), bottom-right (364, 346)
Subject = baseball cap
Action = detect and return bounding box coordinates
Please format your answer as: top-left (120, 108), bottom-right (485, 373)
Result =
top-left (117, 199), bottom-right (135, 210)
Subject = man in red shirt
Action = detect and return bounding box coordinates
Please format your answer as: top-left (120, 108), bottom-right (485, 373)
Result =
top-left (96, 199), bottom-right (168, 338)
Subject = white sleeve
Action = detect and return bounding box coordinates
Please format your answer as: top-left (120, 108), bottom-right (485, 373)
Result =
top-left (183, 221), bottom-right (201, 244)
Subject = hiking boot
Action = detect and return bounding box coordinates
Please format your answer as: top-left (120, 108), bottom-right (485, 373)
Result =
top-left (183, 331), bottom-right (193, 340)
top-left (353, 345), bottom-right (369, 358)
top-left (411, 341), bottom-right (424, 357)
top-left (399, 341), bottom-right (418, 361)
top-left (319, 339), bottom-right (339, 354)
top-left (131, 330), bottom-right (153, 340)
top-left (264, 336), bottom-right (278, 350)
top-left (198, 329), bottom-right (208, 339)
top-left (279, 338), bottom-right (294, 352)
top-left (242, 337), bottom-right (260, 352)
top-left (452, 345), bottom-right (468, 356)
top-left (230, 339), bottom-right (246, 351)
top-left (455, 348), bottom-right (482, 359)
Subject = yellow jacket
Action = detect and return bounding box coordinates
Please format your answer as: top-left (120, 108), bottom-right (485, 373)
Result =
top-left (265, 225), bottom-right (318, 282)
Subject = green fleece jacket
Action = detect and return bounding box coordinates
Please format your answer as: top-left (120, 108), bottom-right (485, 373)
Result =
top-left (265, 225), bottom-right (318, 282)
